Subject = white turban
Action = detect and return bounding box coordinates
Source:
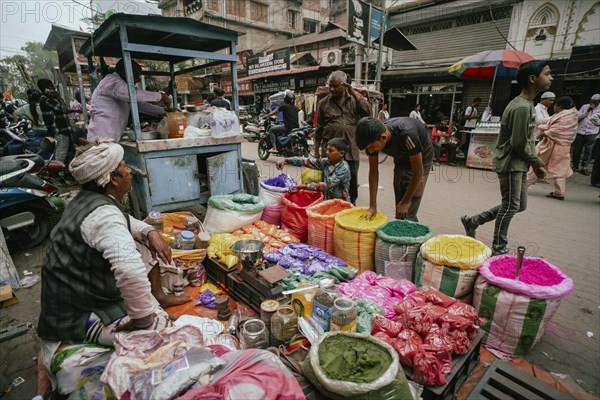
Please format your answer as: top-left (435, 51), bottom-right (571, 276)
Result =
top-left (70, 143), bottom-right (124, 187)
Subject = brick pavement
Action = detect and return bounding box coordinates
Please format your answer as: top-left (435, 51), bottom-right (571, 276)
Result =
top-left (1, 142), bottom-right (597, 398)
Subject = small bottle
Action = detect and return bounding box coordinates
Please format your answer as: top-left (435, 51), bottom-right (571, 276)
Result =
top-left (330, 297), bottom-right (357, 332)
top-left (311, 278), bottom-right (338, 332)
top-left (179, 230), bottom-right (195, 250)
top-left (271, 306), bottom-right (298, 346)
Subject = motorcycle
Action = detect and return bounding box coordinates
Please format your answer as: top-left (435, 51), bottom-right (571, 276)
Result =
top-left (0, 156), bottom-right (64, 250)
top-left (257, 117), bottom-right (312, 160)
top-left (242, 111), bottom-right (267, 142)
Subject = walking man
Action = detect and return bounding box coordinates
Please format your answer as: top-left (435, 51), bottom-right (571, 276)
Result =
top-left (314, 71), bottom-right (371, 204)
top-left (461, 61), bottom-right (552, 255)
top-left (572, 94), bottom-right (600, 175)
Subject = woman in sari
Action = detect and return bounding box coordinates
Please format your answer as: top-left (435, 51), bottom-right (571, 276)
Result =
top-left (527, 96), bottom-right (578, 200)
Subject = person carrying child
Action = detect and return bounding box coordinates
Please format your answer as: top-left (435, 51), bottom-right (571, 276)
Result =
top-left (276, 137), bottom-right (351, 201)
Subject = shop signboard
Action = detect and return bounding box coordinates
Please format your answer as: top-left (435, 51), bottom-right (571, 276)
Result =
top-left (254, 79), bottom-right (296, 94)
top-left (215, 50), bottom-right (253, 73)
top-left (175, 76), bottom-right (190, 93)
top-left (298, 76), bottom-right (328, 89)
top-left (347, 0), bottom-right (370, 45)
top-left (247, 49), bottom-right (290, 76)
top-left (221, 75), bottom-right (253, 95)
top-left (466, 131), bottom-right (497, 170)
top-left (369, 7), bottom-right (389, 44)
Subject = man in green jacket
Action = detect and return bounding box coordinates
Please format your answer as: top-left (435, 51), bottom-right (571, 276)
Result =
top-left (461, 60), bottom-right (552, 255)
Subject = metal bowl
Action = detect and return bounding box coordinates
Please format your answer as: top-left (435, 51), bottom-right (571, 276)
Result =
top-left (229, 239), bottom-right (265, 263)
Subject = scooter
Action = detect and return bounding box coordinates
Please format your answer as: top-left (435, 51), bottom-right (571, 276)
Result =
top-left (0, 156), bottom-right (64, 250)
top-left (242, 112), bottom-right (267, 142)
top-left (257, 117), bottom-right (312, 160)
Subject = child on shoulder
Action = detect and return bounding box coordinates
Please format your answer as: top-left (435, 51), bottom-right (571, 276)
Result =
top-left (276, 138), bottom-right (351, 201)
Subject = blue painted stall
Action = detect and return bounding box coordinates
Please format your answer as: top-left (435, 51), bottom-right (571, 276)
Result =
top-left (80, 14), bottom-right (243, 218)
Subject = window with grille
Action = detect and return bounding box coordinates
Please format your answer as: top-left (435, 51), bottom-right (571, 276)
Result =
top-left (226, 0), bottom-right (246, 17)
top-left (288, 10), bottom-right (298, 29)
top-left (204, 0), bottom-right (218, 12)
top-left (250, 1), bottom-right (268, 22)
top-left (404, 5), bottom-right (513, 35)
top-left (304, 18), bottom-right (319, 33)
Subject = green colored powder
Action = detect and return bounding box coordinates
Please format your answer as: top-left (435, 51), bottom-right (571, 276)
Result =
top-left (318, 335), bottom-right (392, 383)
top-left (380, 221), bottom-right (430, 238)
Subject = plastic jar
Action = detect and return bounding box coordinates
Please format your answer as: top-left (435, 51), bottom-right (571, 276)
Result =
top-left (240, 319), bottom-right (269, 349)
top-left (292, 282), bottom-right (317, 318)
top-left (172, 223), bottom-right (186, 236)
top-left (271, 306), bottom-right (298, 346)
top-left (195, 231), bottom-right (211, 249)
top-left (161, 232), bottom-right (179, 249)
top-left (311, 278), bottom-right (338, 332)
top-left (185, 217), bottom-right (199, 234)
top-left (330, 297), bottom-right (357, 332)
top-left (179, 230), bottom-right (195, 250)
top-left (168, 112), bottom-right (187, 138)
top-left (144, 210), bottom-right (164, 231)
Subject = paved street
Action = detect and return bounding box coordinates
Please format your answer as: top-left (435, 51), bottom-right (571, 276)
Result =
top-left (1, 140), bottom-right (598, 399)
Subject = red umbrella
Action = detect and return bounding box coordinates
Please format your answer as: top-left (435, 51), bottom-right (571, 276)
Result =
top-left (448, 49), bottom-right (535, 80)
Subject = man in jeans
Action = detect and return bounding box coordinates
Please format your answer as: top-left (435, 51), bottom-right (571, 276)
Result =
top-left (461, 61), bottom-right (551, 255)
top-left (572, 94), bottom-right (600, 176)
top-left (38, 79), bottom-right (75, 163)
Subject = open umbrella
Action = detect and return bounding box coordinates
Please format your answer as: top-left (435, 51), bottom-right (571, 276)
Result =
top-left (448, 49), bottom-right (534, 80)
top-left (448, 49), bottom-right (534, 114)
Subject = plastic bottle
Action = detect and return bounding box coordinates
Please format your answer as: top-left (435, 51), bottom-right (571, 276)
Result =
top-left (168, 112), bottom-right (187, 138)
top-left (311, 278), bottom-right (338, 332)
top-left (178, 230), bottom-right (195, 250)
top-left (330, 297), bottom-right (357, 332)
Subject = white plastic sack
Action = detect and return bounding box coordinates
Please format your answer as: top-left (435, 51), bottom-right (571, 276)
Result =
top-left (55, 345), bottom-right (113, 397)
top-left (0, 229), bottom-right (20, 289)
top-left (309, 331), bottom-right (399, 397)
top-left (210, 109), bottom-right (241, 138)
top-left (203, 205), bottom-right (263, 234)
top-left (259, 186), bottom-right (285, 206)
top-left (183, 125), bottom-right (210, 138)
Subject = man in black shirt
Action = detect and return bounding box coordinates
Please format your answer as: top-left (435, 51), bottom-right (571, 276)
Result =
top-left (356, 117), bottom-right (434, 221)
top-left (209, 87), bottom-right (231, 110)
top-left (267, 90), bottom-right (299, 151)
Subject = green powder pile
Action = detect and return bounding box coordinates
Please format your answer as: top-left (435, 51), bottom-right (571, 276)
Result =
top-left (380, 221), bottom-right (430, 238)
top-left (318, 335), bottom-right (392, 383)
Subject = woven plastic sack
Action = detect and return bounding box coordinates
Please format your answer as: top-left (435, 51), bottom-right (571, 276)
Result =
top-left (420, 234), bottom-right (491, 269)
top-left (301, 332), bottom-right (412, 400)
top-left (478, 255), bottom-right (573, 300)
top-left (333, 208), bottom-right (387, 272)
top-left (473, 275), bottom-right (562, 359)
top-left (301, 168), bottom-right (323, 184)
top-left (375, 220), bottom-right (434, 278)
top-left (281, 190), bottom-right (324, 243)
top-left (203, 194), bottom-right (264, 233)
top-left (414, 253), bottom-right (479, 298)
top-left (306, 199), bottom-right (354, 255)
top-left (259, 174), bottom-right (296, 206)
top-left (261, 203), bottom-right (283, 226)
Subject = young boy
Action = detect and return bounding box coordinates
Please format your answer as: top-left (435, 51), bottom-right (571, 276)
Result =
top-left (355, 116), bottom-right (434, 222)
top-left (276, 138), bottom-right (351, 201)
top-left (461, 60), bottom-right (551, 255)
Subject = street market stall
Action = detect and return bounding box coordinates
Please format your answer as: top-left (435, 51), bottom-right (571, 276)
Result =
top-left (80, 14), bottom-right (244, 218)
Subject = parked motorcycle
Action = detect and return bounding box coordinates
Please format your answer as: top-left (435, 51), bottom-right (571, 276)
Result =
top-left (242, 112), bottom-right (267, 142)
top-left (257, 117), bottom-right (312, 160)
top-left (0, 156), bottom-right (64, 250)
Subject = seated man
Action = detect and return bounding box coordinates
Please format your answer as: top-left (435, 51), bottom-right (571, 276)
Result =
top-left (267, 90), bottom-right (299, 151)
top-left (431, 116), bottom-right (457, 164)
top-left (38, 143), bottom-right (190, 388)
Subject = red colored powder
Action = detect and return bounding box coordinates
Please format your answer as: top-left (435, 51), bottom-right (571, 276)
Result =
top-left (488, 257), bottom-right (564, 286)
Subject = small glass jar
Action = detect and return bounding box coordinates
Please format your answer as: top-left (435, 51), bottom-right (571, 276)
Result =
top-left (172, 223), bottom-right (186, 236)
top-left (330, 297), bottom-right (357, 332)
top-left (271, 306), bottom-right (298, 346)
top-left (179, 230), bottom-right (195, 250)
top-left (185, 217), bottom-right (199, 234)
top-left (194, 231), bottom-right (211, 249)
top-left (145, 210), bottom-right (164, 231)
top-left (240, 319), bottom-right (269, 349)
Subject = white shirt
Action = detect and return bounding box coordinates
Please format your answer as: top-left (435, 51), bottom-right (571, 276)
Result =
top-left (534, 103), bottom-right (551, 138)
top-left (80, 203), bottom-right (159, 320)
top-left (464, 106), bottom-right (478, 128)
top-left (298, 109), bottom-right (306, 128)
top-left (409, 110), bottom-right (425, 124)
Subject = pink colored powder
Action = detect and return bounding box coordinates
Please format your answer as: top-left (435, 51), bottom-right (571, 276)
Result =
top-left (488, 257), bottom-right (564, 286)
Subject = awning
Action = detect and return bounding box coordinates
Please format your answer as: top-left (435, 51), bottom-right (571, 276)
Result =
top-left (373, 27), bottom-right (418, 51)
top-left (239, 66), bottom-right (321, 82)
top-left (290, 51), bottom-right (317, 66)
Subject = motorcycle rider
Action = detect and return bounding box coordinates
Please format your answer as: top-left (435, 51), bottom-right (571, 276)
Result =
top-left (267, 90), bottom-right (299, 151)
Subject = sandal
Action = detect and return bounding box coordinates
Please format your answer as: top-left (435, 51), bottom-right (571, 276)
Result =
top-left (546, 192), bottom-right (564, 201)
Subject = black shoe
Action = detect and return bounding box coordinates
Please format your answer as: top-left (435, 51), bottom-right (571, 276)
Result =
top-left (581, 169), bottom-right (590, 176)
top-left (461, 215), bottom-right (477, 238)
top-left (492, 247), bottom-right (509, 256)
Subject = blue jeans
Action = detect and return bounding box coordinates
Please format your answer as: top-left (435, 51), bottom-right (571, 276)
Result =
top-left (269, 125), bottom-right (289, 148)
top-left (572, 133), bottom-right (598, 170)
top-left (470, 171), bottom-right (527, 254)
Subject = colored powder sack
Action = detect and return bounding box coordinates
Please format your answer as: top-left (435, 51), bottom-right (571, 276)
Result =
top-left (488, 257), bottom-right (565, 286)
top-left (379, 221), bottom-right (431, 238)
top-left (262, 174), bottom-right (295, 188)
top-left (318, 334), bottom-right (392, 383)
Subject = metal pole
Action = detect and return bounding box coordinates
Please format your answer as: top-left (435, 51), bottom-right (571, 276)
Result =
top-left (375, 0), bottom-right (386, 92)
top-left (119, 25), bottom-right (141, 140)
top-left (354, 45), bottom-right (363, 84)
top-left (71, 36), bottom-right (88, 124)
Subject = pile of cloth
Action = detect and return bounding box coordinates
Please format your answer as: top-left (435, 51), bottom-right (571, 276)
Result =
top-left (371, 288), bottom-right (481, 386)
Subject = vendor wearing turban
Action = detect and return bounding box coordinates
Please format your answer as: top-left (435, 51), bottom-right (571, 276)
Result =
top-left (38, 142), bottom-right (190, 388)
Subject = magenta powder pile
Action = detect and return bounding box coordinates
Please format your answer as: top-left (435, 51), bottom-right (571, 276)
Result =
top-left (489, 257), bottom-right (564, 286)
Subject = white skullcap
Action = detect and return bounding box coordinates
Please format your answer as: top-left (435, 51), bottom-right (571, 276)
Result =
top-left (541, 92), bottom-right (555, 99)
top-left (591, 94), bottom-right (600, 101)
top-left (70, 143), bottom-right (124, 187)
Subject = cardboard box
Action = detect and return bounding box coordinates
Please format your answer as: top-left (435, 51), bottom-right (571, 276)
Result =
top-left (0, 285), bottom-right (18, 307)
